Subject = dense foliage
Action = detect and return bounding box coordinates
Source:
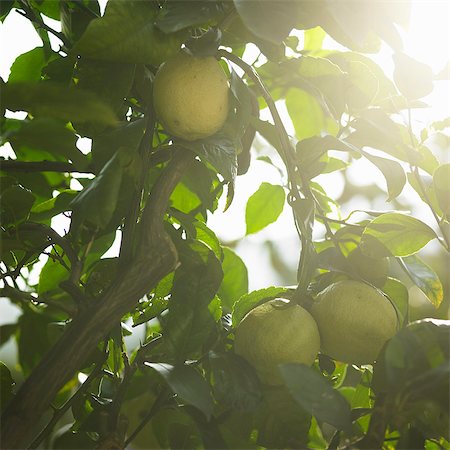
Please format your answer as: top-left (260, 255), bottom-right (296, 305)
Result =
top-left (1, 1), bottom-right (449, 449)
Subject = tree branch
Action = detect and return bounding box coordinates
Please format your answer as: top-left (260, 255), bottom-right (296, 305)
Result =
top-left (0, 160), bottom-right (93, 173)
top-left (0, 150), bottom-right (193, 449)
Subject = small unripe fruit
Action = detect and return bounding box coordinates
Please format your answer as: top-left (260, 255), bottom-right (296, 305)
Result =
top-left (234, 299), bottom-right (320, 385)
top-left (311, 280), bottom-right (399, 365)
top-left (347, 247), bottom-right (389, 287)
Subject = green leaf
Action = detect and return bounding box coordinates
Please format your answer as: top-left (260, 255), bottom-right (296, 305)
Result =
top-left (400, 255), bottom-right (444, 308)
top-left (0, 323), bottom-right (18, 347)
top-left (232, 286), bottom-right (288, 327)
top-left (38, 246), bottom-right (71, 295)
top-left (75, 58), bottom-right (135, 115)
top-left (70, 150), bottom-right (133, 230)
top-left (3, 82), bottom-right (117, 125)
top-left (361, 150), bottom-right (406, 200)
top-left (165, 240), bottom-right (223, 359)
top-left (209, 352), bottom-right (262, 411)
top-left (183, 133), bottom-right (238, 182)
top-left (218, 247), bottom-right (248, 311)
top-left (234, 0), bottom-right (299, 45)
top-left (193, 221), bottom-right (223, 261)
top-left (433, 163), bottom-right (450, 217)
top-left (8, 47), bottom-right (46, 83)
top-left (31, 190), bottom-right (78, 222)
top-left (0, 362), bottom-right (14, 411)
top-left (146, 363), bottom-right (214, 419)
top-left (255, 385), bottom-right (310, 449)
top-left (9, 118), bottom-right (88, 169)
top-left (73, 1), bottom-right (184, 65)
top-left (360, 213), bottom-right (437, 257)
top-left (155, 1), bottom-right (224, 33)
top-left (245, 182), bottom-right (285, 235)
top-left (0, 185), bottom-right (35, 225)
top-left (280, 363), bottom-right (352, 432)
top-left (381, 277), bottom-right (409, 327)
top-left (393, 53), bottom-right (434, 100)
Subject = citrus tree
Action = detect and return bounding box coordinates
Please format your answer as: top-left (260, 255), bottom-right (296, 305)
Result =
top-left (1, 1), bottom-right (449, 449)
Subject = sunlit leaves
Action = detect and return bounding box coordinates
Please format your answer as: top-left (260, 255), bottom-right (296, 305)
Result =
top-left (218, 248), bottom-right (248, 311)
top-left (400, 255), bottom-right (444, 308)
top-left (393, 53), bottom-right (434, 100)
top-left (8, 47), bottom-right (46, 83)
top-left (245, 182), bottom-right (285, 235)
top-left (73, 1), bottom-right (184, 65)
top-left (233, 0), bottom-right (299, 45)
top-left (361, 213), bottom-right (437, 257)
top-left (433, 163), bottom-right (450, 217)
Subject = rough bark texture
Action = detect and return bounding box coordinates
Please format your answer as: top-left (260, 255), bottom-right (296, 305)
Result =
top-left (1, 150), bottom-right (192, 449)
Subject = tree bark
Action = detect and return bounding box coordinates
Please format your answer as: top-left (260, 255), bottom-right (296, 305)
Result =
top-left (0, 150), bottom-right (192, 449)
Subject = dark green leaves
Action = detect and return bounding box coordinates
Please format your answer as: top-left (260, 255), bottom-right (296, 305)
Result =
top-left (234, 0), bottom-right (299, 45)
top-left (360, 213), bottom-right (437, 257)
top-left (0, 362), bottom-right (14, 411)
top-left (280, 363), bottom-right (352, 432)
top-left (165, 241), bottom-right (223, 360)
top-left (3, 82), bottom-right (117, 125)
top-left (245, 183), bottom-right (285, 235)
top-left (1, 184), bottom-right (35, 225)
top-left (146, 363), bottom-right (214, 419)
top-left (73, 1), bottom-right (184, 65)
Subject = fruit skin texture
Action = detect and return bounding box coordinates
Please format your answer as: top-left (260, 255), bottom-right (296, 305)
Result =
top-left (311, 280), bottom-right (398, 365)
top-left (234, 299), bottom-right (320, 385)
top-left (153, 51), bottom-right (229, 141)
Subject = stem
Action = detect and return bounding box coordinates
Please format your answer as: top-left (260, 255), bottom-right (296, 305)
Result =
top-left (0, 151), bottom-right (192, 449)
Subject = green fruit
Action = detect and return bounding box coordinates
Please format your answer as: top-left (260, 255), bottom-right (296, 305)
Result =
top-left (153, 51), bottom-right (229, 141)
top-left (234, 299), bottom-right (320, 385)
top-left (347, 247), bottom-right (389, 287)
top-left (311, 280), bottom-right (398, 365)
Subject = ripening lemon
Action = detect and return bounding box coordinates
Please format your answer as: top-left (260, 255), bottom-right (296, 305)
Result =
top-left (153, 51), bottom-right (230, 141)
top-left (234, 299), bottom-right (320, 385)
top-left (311, 280), bottom-right (399, 365)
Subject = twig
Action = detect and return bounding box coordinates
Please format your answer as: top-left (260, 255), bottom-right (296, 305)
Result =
top-left (124, 388), bottom-right (171, 447)
top-left (16, 0), bottom-right (70, 49)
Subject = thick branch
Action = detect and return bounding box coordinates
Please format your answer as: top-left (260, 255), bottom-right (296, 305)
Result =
top-left (0, 150), bottom-right (192, 449)
top-left (0, 160), bottom-right (92, 173)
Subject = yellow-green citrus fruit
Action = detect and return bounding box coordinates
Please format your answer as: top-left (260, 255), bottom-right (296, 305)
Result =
top-left (311, 280), bottom-right (399, 365)
top-left (153, 52), bottom-right (229, 141)
top-left (234, 299), bottom-right (320, 385)
top-left (347, 247), bottom-right (389, 287)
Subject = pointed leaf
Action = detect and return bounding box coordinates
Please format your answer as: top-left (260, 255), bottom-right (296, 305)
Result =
top-left (400, 255), bottom-right (444, 308)
top-left (145, 363), bottom-right (214, 419)
top-left (245, 182), bottom-right (285, 235)
top-left (280, 363), bottom-right (352, 432)
top-left (73, 1), bottom-right (184, 65)
top-left (361, 150), bottom-right (406, 200)
top-left (361, 213), bottom-right (437, 257)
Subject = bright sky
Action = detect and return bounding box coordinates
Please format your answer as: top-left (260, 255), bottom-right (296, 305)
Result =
top-left (0, 1), bottom-right (449, 298)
